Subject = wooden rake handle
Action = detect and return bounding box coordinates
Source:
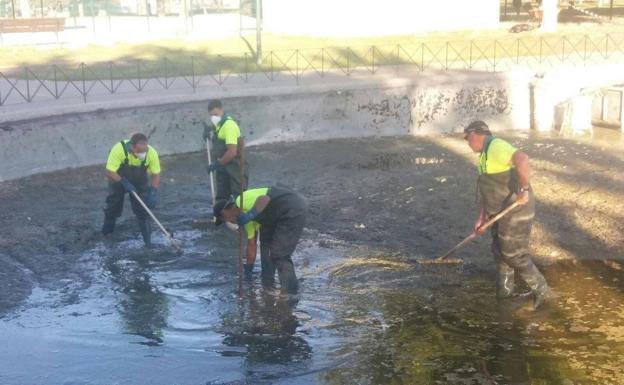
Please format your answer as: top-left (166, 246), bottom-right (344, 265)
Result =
top-left (436, 201), bottom-right (521, 261)
top-left (238, 137), bottom-right (246, 297)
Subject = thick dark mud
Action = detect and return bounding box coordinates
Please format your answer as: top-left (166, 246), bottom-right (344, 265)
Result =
top-left (2, 133), bottom-right (624, 384)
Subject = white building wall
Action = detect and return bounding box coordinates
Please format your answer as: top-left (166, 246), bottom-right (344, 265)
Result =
top-left (262, 0), bottom-right (500, 37)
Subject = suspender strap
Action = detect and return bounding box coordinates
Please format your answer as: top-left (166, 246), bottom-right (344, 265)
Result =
top-left (121, 140), bottom-right (147, 167)
top-left (215, 115), bottom-right (233, 136)
top-left (121, 140), bottom-right (130, 166)
top-left (479, 136), bottom-right (496, 175)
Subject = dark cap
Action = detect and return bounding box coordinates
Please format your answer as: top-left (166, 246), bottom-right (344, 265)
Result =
top-left (212, 197), bottom-right (235, 226)
top-left (463, 120), bottom-right (492, 137)
top-left (130, 133), bottom-right (148, 145)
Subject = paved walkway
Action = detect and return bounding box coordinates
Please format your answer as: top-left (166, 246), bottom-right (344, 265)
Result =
top-left (1, 52), bottom-right (624, 123)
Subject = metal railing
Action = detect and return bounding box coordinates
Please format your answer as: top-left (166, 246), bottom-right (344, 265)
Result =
top-left (2, 33), bottom-right (624, 107)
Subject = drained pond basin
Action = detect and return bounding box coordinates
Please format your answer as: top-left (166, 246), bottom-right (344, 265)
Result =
top-left (1, 134), bottom-right (624, 385)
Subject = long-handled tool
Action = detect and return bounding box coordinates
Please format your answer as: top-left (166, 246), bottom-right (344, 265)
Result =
top-left (206, 137), bottom-right (217, 207)
top-left (418, 201), bottom-right (521, 265)
top-left (238, 137), bottom-right (246, 297)
top-left (131, 190), bottom-right (183, 252)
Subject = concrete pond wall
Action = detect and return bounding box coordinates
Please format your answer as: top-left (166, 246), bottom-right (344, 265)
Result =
top-left (0, 69), bottom-right (534, 182)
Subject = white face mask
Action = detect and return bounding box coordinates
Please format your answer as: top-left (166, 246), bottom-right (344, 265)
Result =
top-left (136, 152), bottom-right (147, 160)
top-left (210, 115), bottom-right (222, 126)
top-left (225, 222), bottom-right (239, 232)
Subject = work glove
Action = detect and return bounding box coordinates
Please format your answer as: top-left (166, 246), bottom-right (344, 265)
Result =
top-left (237, 207), bottom-right (258, 226)
top-left (144, 186), bottom-right (158, 209)
top-left (206, 162), bottom-right (222, 174)
top-left (202, 122), bottom-right (214, 142)
top-left (120, 177), bottom-right (136, 193)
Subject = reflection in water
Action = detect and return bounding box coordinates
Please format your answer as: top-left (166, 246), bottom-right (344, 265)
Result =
top-left (105, 251), bottom-right (169, 346)
top-left (487, 300), bottom-right (531, 385)
top-left (320, 262), bottom-right (621, 385)
top-left (221, 288), bottom-right (312, 375)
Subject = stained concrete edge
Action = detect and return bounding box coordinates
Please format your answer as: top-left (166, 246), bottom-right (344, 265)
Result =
top-left (1, 68), bottom-right (536, 182)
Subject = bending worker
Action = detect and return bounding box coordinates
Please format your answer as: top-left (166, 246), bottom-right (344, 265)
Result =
top-left (102, 133), bottom-right (160, 247)
top-left (213, 186), bottom-right (307, 294)
top-left (464, 120), bottom-right (554, 310)
top-left (204, 99), bottom-right (248, 202)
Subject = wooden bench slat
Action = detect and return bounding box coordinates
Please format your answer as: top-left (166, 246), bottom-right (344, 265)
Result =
top-left (0, 18), bottom-right (65, 34)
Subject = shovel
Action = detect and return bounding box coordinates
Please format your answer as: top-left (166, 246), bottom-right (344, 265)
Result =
top-left (131, 190), bottom-right (183, 253)
top-left (417, 201), bottom-right (521, 265)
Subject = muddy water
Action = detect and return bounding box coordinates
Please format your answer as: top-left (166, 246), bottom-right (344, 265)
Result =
top-left (2, 135), bottom-right (624, 384)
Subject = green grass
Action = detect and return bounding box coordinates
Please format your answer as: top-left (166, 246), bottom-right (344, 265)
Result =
top-left (1, 23), bottom-right (623, 80)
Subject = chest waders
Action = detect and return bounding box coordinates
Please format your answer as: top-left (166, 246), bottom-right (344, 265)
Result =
top-left (477, 139), bottom-right (548, 303)
top-left (252, 186), bottom-right (307, 294)
top-left (119, 141), bottom-right (149, 187)
top-left (101, 141), bottom-right (152, 246)
top-left (212, 116), bottom-right (249, 201)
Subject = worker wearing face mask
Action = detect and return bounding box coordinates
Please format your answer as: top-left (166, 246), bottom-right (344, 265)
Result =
top-left (102, 133), bottom-right (161, 246)
top-left (204, 99), bottom-right (249, 202)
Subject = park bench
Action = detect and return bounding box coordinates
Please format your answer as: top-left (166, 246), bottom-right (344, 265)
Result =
top-left (0, 18), bottom-right (65, 42)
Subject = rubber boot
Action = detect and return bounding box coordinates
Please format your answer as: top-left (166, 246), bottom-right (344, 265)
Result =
top-left (102, 216), bottom-right (116, 235)
top-left (138, 219), bottom-right (152, 247)
top-left (277, 259), bottom-right (299, 294)
top-left (243, 264), bottom-right (254, 280)
top-left (496, 262), bottom-right (516, 299)
top-left (533, 285), bottom-right (558, 310)
top-left (516, 262), bottom-right (552, 310)
top-left (260, 244), bottom-right (276, 287)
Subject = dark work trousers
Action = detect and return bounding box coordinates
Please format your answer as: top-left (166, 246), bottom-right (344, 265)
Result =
top-left (210, 126), bottom-right (249, 202)
top-left (259, 194), bottom-right (307, 294)
top-left (478, 167), bottom-right (548, 299)
top-left (215, 165), bottom-right (248, 202)
top-left (102, 181), bottom-right (148, 234)
top-left (490, 193), bottom-right (547, 298)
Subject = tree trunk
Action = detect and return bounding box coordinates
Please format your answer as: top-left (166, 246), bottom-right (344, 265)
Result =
top-left (19, 0), bottom-right (31, 17)
top-left (540, 0), bottom-right (558, 32)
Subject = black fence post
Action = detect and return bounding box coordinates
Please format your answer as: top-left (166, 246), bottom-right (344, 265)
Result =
top-left (164, 57), bottom-right (169, 89)
top-left (53, 65), bottom-right (59, 99)
top-left (346, 47), bottom-right (350, 76)
top-left (109, 61), bottom-right (114, 94)
top-left (395, 44), bottom-right (400, 75)
top-left (217, 55), bottom-right (222, 86)
top-left (493, 40), bottom-right (497, 71)
top-left (25, 67), bottom-right (31, 102)
top-left (191, 56), bottom-right (196, 92)
top-left (81, 63), bottom-right (86, 103)
top-left (296, 49), bottom-right (299, 85)
top-left (137, 60), bottom-right (142, 91)
top-left (244, 53), bottom-right (249, 83)
top-left (371, 45), bottom-right (376, 74)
